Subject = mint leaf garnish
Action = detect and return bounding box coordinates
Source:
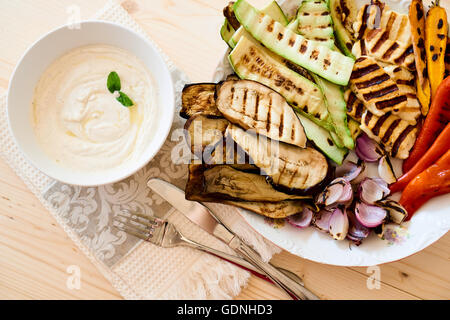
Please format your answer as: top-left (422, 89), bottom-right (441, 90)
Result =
top-left (107, 71), bottom-right (121, 93)
top-left (116, 91), bottom-right (134, 107)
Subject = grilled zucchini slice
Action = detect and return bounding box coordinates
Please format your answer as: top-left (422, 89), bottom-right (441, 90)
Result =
top-left (227, 0), bottom-right (288, 48)
top-left (296, 0), bottom-right (335, 48)
top-left (330, 0), bottom-right (355, 58)
top-left (261, 0), bottom-right (288, 26)
top-left (233, 0), bottom-right (355, 85)
top-left (312, 74), bottom-right (354, 149)
top-left (296, 112), bottom-right (348, 165)
top-left (220, 19), bottom-right (236, 46)
top-left (229, 36), bottom-right (333, 130)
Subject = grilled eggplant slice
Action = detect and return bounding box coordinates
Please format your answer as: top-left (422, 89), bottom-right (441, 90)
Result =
top-left (223, 2), bottom-right (241, 30)
top-left (352, 4), bottom-right (415, 70)
top-left (360, 110), bottom-right (418, 159)
top-left (383, 65), bottom-right (421, 125)
top-left (216, 79), bottom-right (307, 148)
top-left (206, 139), bottom-right (256, 172)
top-left (344, 88), bottom-right (365, 122)
top-left (224, 200), bottom-right (311, 218)
top-left (186, 164), bottom-right (311, 203)
top-left (227, 124), bottom-right (329, 191)
top-left (229, 35), bottom-right (333, 130)
top-left (184, 114), bottom-right (229, 157)
top-left (181, 83), bottom-right (222, 119)
top-left (350, 56), bottom-right (407, 117)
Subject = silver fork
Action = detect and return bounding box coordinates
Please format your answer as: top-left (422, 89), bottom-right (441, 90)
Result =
top-left (113, 210), bottom-right (304, 297)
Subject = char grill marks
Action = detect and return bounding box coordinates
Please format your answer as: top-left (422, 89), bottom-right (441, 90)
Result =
top-left (383, 65), bottom-right (421, 124)
top-left (226, 124), bottom-right (328, 190)
top-left (352, 5), bottom-right (415, 70)
top-left (344, 89), bottom-right (366, 122)
top-left (361, 110), bottom-right (418, 159)
top-left (350, 56), bottom-right (407, 116)
top-left (216, 80), bottom-right (307, 148)
top-left (235, 42), bottom-right (326, 121)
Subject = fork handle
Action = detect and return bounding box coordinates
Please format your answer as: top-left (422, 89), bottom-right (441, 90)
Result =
top-left (231, 238), bottom-right (320, 300)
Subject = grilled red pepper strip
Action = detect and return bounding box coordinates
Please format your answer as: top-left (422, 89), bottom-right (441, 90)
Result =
top-left (390, 122), bottom-right (450, 193)
top-left (403, 77), bottom-right (450, 172)
top-left (400, 150), bottom-right (450, 220)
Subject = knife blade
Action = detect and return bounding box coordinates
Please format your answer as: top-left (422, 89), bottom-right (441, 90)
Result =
top-left (147, 178), bottom-right (236, 245)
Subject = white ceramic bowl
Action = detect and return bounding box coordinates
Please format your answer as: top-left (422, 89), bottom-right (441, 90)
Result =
top-left (7, 21), bottom-right (174, 186)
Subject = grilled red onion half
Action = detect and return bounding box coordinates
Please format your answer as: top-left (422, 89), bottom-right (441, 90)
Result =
top-left (347, 209), bottom-right (370, 244)
top-left (335, 160), bottom-right (365, 182)
top-left (328, 208), bottom-right (349, 241)
top-left (355, 201), bottom-right (387, 228)
top-left (358, 178), bottom-right (390, 204)
top-left (316, 178), bottom-right (353, 207)
top-left (378, 155), bottom-right (397, 184)
top-left (355, 133), bottom-right (384, 162)
top-left (287, 207), bottom-right (313, 229)
top-left (313, 209), bottom-right (333, 232)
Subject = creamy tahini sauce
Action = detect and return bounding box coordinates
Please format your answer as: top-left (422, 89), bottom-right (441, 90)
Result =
top-left (32, 45), bottom-right (158, 172)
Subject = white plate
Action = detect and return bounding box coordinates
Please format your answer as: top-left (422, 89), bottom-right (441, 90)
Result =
top-left (213, 0), bottom-right (450, 266)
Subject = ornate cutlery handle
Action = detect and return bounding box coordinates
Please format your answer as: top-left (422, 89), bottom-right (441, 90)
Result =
top-left (231, 238), bottom-right (320, 300)
top-left (177, 233), bottom-right (305, 290)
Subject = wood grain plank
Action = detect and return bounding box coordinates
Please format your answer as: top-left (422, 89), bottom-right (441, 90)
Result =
top-left (351, 233), bottom-right (450, 300)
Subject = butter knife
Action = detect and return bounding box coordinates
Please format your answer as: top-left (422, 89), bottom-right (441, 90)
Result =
top-left (147, 178), bottom-right (319, 300)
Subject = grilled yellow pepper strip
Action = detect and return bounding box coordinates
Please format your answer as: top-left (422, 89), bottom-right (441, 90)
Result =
top-left (409, 0), bottom-right (431, 115)
top-left (425, 0), bottom-right (448, 99)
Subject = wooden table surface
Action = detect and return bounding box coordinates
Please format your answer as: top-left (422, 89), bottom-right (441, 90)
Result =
top-left (0, 0), bottom-right (448, 300)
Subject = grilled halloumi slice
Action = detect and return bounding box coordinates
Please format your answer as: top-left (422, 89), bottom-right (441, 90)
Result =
top-left (344, 88), bottom-right (366, 122)
top-left (361, 110), bottom-right (418, 159)
top-left (226, 124), bottom-right (328, 190)
top-left (350, 56), bottom-right (407, 116)
top-left (352, 4), bottom-right (415, 70)
top-left (382, 65), bottom-right (421, 125)
top-left (216, 79), bottom-right (307, 148)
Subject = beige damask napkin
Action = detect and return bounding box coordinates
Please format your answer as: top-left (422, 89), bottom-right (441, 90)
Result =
top-left (0, 0), bottom-right (281, 299)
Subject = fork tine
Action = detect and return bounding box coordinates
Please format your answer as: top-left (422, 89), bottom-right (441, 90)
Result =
top-left (118, 220), bottom-right (153, 235)
top-left (116, 214), bottom-right (156, 228)
top-left (115, 224), bottom-right (150, 241)
top-left (131, 211), bottom-right (162, 224)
